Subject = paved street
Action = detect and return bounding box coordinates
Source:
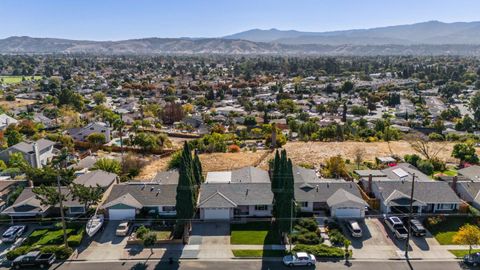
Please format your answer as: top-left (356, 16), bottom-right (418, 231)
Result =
top-left (7, 260), bottom-right (473, 270)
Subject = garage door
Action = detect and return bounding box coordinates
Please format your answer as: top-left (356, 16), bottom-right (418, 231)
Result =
top-left (203, 208), bottom-right (230, 220)
top-left (108, 209), bottom-right (136, 220)
top-left (334, 208), bottom-right (362, 218)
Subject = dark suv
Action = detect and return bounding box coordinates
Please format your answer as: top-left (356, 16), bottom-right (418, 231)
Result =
top-left (402, 218), bottom-right (427, 237)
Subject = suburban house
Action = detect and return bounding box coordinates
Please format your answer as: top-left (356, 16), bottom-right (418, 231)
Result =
top-left (451, 178), bottom-right (480, 210)
top-left (67, 122), bottom-right (112, 142)
top-left (2, 187), bottom-right (87, 217)
top-left (0, 114), bottom-right (18, 130)
top-left (102, 170), bottom-right (179, 220)
top-left (0, 139), bottom-right (56, 168)
top-left (198, 166), bottom-right (273, 220)
top-left (362, 179), bottom-right (462, 214)
top-left (102, 182), bottom-right (177, 220)
top-left (355, 163), bottom-right (431, 182)
top-left (457, 165), bottom-right (480, 182)
top-left (0, 180), bottom-right (27, 211)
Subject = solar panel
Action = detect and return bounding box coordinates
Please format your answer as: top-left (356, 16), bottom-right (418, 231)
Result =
top-left (392, 168), bottom-right (409, 179)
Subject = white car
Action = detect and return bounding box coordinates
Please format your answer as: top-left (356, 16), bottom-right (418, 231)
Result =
top-left (346, 220), bottom-right (362, 238)
top-left (282, 252), bottom-right (316, 267)
top-left (2, 225), bottom-right (26, 243)
top-left (115, 221), bottom-right (130, 236)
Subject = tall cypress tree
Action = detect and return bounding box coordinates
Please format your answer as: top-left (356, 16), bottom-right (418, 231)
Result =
top-left (175, 155), bottom-right (195, 228)
top-left (193, 151), bottom-right (203, 185)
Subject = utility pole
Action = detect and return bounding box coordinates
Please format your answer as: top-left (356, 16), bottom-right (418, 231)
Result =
top-left (57, 174), bottom-right (68, 247)
top-left (404, 173), bottom-right (416, 258)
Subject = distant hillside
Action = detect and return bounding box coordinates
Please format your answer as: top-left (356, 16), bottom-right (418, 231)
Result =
top-left (2, 36), bottom-right (480, 56)
top-left (225, 21), bottom-right (480, 45)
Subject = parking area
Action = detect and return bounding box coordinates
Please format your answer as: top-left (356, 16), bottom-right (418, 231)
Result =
top-left (190, 222), bottom-right (231, 259)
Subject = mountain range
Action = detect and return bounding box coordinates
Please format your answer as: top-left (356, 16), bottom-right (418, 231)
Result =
top-left (2, 21), bottom-right (480, 55)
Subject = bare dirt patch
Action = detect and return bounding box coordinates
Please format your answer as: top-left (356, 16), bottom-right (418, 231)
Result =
top-left (0, 99), bottom-right (36, 110)
top-left (138, 150), bottom-right (269, 179)
top-left (257, 141), bottom-right (472, 169)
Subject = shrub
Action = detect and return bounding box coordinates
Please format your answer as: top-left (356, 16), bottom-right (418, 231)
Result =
top-left (228, 144), bottom-right (240, 153)
top-left (431, 158), bottom-right (446, 171)
top-left (429, 132), bottom-right (444, 141)
top-left (417, 159), bottom-right (434, 175)
top-left (167, 151), bottom-right (182, 169)
top-left (297, 218), bottom-right (318, 232)
top-left (136, 225), bottom-right (150, 240)
top-left (143, 232), bottom-right (157, 247)
top-left (293, 244), bottom-right (345, 258)
top-left (328, 229), bottom-right (347, 246)
top-left (295, 232), bottom-right (322, 245)
top-left (6, 246), bottom-right (30, 261)
top-left (40, 245), bottom-right (73, 260)
top-left (67, 230), bottom-right (84, 247)
top-left (404, 154), bottom-right (421, 167)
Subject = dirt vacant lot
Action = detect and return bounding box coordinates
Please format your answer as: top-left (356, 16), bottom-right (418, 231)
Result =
top-left (258, 141), bottom-right (472, 169)
top-left (138, 140), bottom-right (476, 179)
top-left (0, 98), bottom-right (37, 110)
top-left (138, 150), bottom-right (270, 179)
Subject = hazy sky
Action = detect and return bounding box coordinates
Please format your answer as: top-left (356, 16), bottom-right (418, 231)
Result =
top-left (1, 0), bottom-right (479, 40)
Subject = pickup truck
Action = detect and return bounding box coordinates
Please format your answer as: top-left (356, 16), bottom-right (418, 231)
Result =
top-left (11, 251), bottom-right (56, 269)
top-left (384, 216), bottom-right (408, 240)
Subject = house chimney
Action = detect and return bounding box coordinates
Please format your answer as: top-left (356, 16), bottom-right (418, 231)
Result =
top-left (452, 176), bottom-right (458, 193)
top-left (368, 174), bottom-right (373, 194)
top-left (33, 142), bottom-right (41, 169)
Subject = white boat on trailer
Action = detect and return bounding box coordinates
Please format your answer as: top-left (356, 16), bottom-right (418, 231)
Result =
top-left (86, 214), bottom-right (104, 237)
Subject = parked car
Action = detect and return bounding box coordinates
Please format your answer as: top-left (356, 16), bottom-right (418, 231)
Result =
top-left (384, 216), bottom-right (408, 240)
top-left (282, 252), bottom-right (316, 267)
top-left (116, 221), bottom-right (130, 236)
top-left (345, 220), bottom-right (362, 238)
top-left (11, 251), bottom-right (55, 269)
top-left (464, 252), bottom-right (480, 266)
top-left (2, 225), bottom-right (26, 243)
top-left (404, 218), bottom-right (426, 237)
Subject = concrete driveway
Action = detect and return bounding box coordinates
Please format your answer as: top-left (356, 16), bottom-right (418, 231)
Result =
top-left (189, 222), bottom-right (232, 259)
top-left (72, 221), bottom-right (129, 261)
top-left (344, 218), bottom-right (399, 259)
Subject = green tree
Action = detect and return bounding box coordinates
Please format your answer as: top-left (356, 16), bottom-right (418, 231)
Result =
top-left (70, 183), bottom-right (103, 211)
top-left (6, 129), bottom-right (23, 147)
top-left (92, 158), bottom-right (121, 174)
top-left (92, 91), bottom-right (106, 105)
top-left (133, 132), bottom-right (158, 154)
top-left (323, 155), bottom-right (348, 178)
top-left (452, 143), bottom-right (479, 164)
top-left (471, 90), bottom-right (480, 121)
top-left (453, 224), bottom-right (480, 256)
top-left (86, 133), bottom-right (106, 145)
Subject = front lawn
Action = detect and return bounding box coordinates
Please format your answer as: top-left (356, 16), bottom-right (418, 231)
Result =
top-left (232, 249), bottom-right (286, 257)
top-left (153, 230), bottom-right (171, 240)
top-left (449, 249), bottom-right (480, 258)
top-left (231, 222), bottom-right (281, 245)
top-left (426, 216), bottom-right (478, 245)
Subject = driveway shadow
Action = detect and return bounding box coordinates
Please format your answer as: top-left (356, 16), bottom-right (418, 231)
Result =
top-left (411, 236), bottom-right (430, 251)
top-left (339, 220), bottom-right (372, 249)
top-left (378, 221), bottom-right (412, 252)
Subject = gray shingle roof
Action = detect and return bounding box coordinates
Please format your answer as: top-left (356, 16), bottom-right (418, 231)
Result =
top-left (293, 166), bottom-right (320, 183)
top-left (458, 181), bottom-right (480, 199)
top-left (371, 180), bottom-right (461, 204)
top-left (199, 182), bottom-right (273, 207)
top-left (11, 139), bottom-right (55, 153)
top-left (103, 183), bottom-right (177, 207)
top-left (295, 182), bottom-right (363, 203)
top-left (230, 167), bottom-right (270, 183)
top-left (380, 163), bottom-right (431, 182)
top-left (73, 170), bottom-right (117, 188)
top-left (153, 170), bottom-right (179, 184)
top-left (326, 188), bottom-right (367, 207)
top-left (458, 165), bottom-right (480, 181)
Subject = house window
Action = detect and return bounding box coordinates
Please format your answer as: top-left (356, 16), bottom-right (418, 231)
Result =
top-left (162, 206), bottom-right (176, 212)
top-left (300, 202), bottom-right (308, 208)
top-left (254, 205), bottom-right (268, 211)
top-left (69, 206), bottom-right (85, 214)
top-left (437, 204), bottom-right (455, 210)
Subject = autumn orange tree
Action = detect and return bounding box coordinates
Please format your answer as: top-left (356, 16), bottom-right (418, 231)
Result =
top-left (453, 224), bottom-right (480, 255)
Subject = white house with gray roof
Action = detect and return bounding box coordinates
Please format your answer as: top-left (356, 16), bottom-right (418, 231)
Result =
top-left (0, 114), bottom-right (18, 130)
top-left (67, 122), bottom-right (112, 142)
top-left (199, 167), bottom-right (273, 220)
top-left (363, 180), bottom-right (462, 214)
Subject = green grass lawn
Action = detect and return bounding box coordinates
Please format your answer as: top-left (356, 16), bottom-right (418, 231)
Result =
top-left (427, 216), bottom-right (478, 245)
top-left (231, 222), bottom-right (281, 245)
top-left (449, 249), bottom-right (480, 258)
top-left (433, 168), bottom-right (458, 177)
top-left (0, 76), bottom-right (42, 84)
top-left (232, 249), bottom-right (286, 257)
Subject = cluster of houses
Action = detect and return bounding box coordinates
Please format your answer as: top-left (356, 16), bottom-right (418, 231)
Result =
top-left (4, 158), bottom-right (480, 223)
